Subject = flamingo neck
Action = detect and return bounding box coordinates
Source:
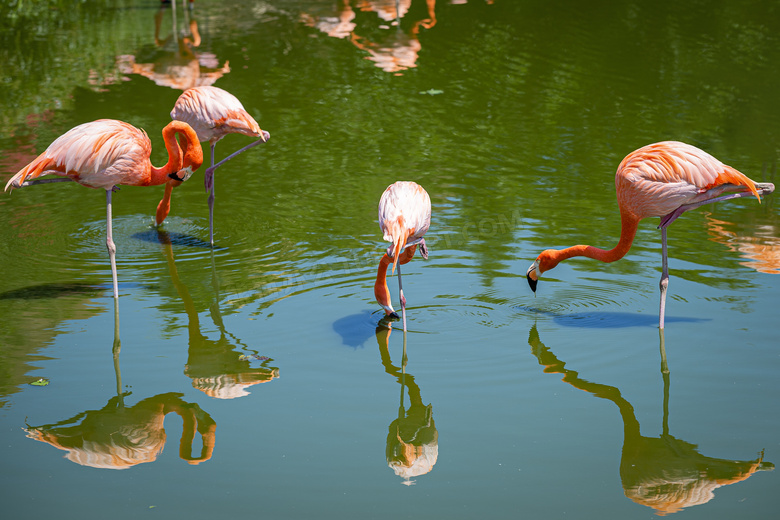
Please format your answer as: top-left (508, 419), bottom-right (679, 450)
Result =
top-left (149, 121), bottom-right (203, 186)
top-left (543, 210), bottom-right (640, 271)
top-left (374, 254), bottom-right (395, 315)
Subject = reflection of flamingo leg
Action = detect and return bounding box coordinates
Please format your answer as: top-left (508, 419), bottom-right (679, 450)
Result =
top-left (112, 298), bottom-right (124, 407)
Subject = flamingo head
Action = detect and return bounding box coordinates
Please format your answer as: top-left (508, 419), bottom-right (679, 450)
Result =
top-left (167, 165), bottom-right (195, 184)
top-left (526, 250), bottom-right (560, 293)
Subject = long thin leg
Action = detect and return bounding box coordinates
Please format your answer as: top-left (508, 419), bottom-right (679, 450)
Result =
top-left (659, 184), bottom-right (774, 229)
top-left (203, 133), bottom-right (270, 193)
top-left (106, 189), bottom-right (119, 299)
top-left (208, 142), bottom-right (216, 247)
top-left (659, 227), bottom-right (669, 329)
top-left (19, 177), bottom-right (74, 187)
top-left (397, 263), bottom-right (407, 333)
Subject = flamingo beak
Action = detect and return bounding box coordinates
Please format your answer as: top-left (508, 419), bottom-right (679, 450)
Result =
top-left (526, 262), bottom-right (539, 293)
top-left (168, 165), bottom-right (194, 183)
top-left (260, 130), bottom-right (270, 143)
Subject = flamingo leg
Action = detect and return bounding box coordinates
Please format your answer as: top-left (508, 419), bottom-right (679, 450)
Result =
top-left (106, 189), bottom-right (119, 299)
top-left (659, 184), bottom-right (774, 229)
top-left (20, 177), bottom-right (75, 187)
top-left (659, 227), bottom-right (669, 329)
top-left (397, 262), bottom-right (407, 333)
top-left (203, 133), bottom-right (270, 192)
top-left (207, 142), bottom-right (216, 247)
top-left (418, 238), bottom-right (429, 259)
top-left (203, 132), bottom-right (270, 246)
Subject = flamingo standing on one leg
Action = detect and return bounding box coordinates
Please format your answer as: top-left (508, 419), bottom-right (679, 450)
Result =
top-left (375, 181), bottom-right (431, 332)
top-left (168, 86), bottom-right (270, 245)
top-left (5, 119), bottom-right (203, 299)
top-left (526, 141), bottom-right (775, 329)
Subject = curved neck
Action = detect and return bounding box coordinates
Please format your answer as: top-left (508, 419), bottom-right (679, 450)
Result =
top-left (149, 121), bottom-right (202, 186)
top-left (374, 254), bottom-right (394, 314)
top-left (550, 210), bottom-right (640, 267)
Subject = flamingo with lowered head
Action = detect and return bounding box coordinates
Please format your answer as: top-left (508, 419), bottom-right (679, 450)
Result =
top-left (375, 181), bottom-right (431, 332)
top-left (168, 86), bottom-right (270, 245)
top-left (5, 119), bottom-right (203, 299)
top-left (526, 141), bottom-right (774, 328)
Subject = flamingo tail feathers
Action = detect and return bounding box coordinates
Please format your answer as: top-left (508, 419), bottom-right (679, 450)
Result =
top-left (5, 155), bottom-right (62, 191)
top-left (715, 166), bottom-right (761, 201)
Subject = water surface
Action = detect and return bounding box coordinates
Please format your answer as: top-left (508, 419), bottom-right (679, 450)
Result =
top-left (1, 1), bottom-right (778, 518)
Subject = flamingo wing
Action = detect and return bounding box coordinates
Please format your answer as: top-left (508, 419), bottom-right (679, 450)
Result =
top-left (170, 86), bottom-right (261, 143)
top-left (617, 141), bottom-right (760, 218)
top-left (5, 119), bottom-right (152, 191)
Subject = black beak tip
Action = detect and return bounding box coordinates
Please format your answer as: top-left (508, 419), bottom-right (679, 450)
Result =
top-left (527, 274), bottom-right (538, 293)
top-left (388, 312), bottom-right (400, 320)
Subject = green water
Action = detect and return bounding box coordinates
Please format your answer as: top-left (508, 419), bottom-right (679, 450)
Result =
top-left (1, 1), bottom-right (778, 518)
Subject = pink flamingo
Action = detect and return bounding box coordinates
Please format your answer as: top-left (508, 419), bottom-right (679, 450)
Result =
top-left (5, 119), bottom-right (203, 299)
top-left (526, 141), bottom-right (774, 328)
top-left (375, 181), bottom-right (431, 331)
top-left (169, 86), bottom-right (270, 245)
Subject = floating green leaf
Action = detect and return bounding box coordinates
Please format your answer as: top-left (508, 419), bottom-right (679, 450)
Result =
top-left (29, 378), bottom-right (49, 387)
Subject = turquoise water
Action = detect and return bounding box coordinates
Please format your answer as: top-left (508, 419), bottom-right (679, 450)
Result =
top-left (1, 1), bottom-right (778, 518)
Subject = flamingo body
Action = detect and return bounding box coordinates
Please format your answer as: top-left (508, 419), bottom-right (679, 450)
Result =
top-left (168, 86), bottom-right (270, 245)
top-left (614, 141), bottom-right (760, 220)
top-left (375, 181), bottom-right (431, 327)
top-left (526, 141), bottom-right (774, 328)
top-left (5, 119), bottom-right (203, 299)
top-left (170, 86), bottom-right (262, 145)
top-left (6, 120), bottom-right (169, 190)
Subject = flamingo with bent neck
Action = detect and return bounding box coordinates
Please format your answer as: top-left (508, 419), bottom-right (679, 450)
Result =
top-left (526, 141), bottom-right (774, 328)
top-left (5, 119), bottom-right (203, 299)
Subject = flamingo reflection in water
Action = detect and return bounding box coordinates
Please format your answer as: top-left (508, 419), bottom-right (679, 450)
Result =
top-left (300, 0), bottom-right (435, 74)
top-left (24, 301), bottom-right (216, 469)
top-left (117, 2), bottom-right (229, 91)
top-left (157, 231), bottom-right (279, 399)
top-left (528, 325), bottom-right (773, 515)
top-left (705, 214), bottom-right (780, 275)
top-left (376, 320), bottom-right (438, 485)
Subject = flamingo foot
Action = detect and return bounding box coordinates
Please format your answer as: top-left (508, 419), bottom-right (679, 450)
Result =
top-left (419, 238), bottom-right (429, 259)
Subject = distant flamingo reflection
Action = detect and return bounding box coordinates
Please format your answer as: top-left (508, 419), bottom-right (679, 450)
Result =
top-left (117, 3), bottom-right (229, 91)
top-left (705, 214), bottom-right (780, 274)
top-left (527, 325), bottom-right (773, 515)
